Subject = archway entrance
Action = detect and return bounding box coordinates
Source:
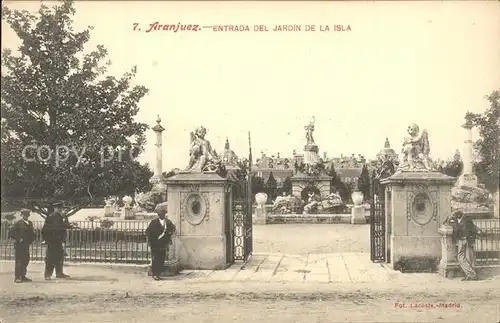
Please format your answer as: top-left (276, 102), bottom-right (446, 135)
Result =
top-left (301, 185), bottom-right (321, 202)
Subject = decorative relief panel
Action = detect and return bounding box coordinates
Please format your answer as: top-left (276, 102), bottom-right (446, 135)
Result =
top-left (430, 191), bottom-right (438, 222)
top-left (406, 184), bottom-right (437, 226)
top-left (180, 192), bottom-right (210, 225)
top-left (188, 184), bottom-right (200, 192)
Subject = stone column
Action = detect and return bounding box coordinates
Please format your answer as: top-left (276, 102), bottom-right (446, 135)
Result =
top-left (462, 123), bottom-right (473, 174)
top-left (494, 191), bottom-right (500, 218)
top-left (437, 225), bottom-right (460, 278)
top-left (151, 115), bottom-right (165, 182)
top-left (458, 122), bottom-right (477, 187)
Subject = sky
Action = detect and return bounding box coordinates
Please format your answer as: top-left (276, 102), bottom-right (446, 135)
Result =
top-left (2, 1), bottom-right (499, 171)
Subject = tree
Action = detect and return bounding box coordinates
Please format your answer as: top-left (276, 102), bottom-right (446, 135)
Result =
top-left (250, 175), bottom-right (265, 197)
top-left (465, 90), bottom-right (500, 192)
top-left (265, 172), bottom-right (278, 203)
top-left (279, 177), bottom-right (292, 196)
top-left (357, 164), bottom-right (370, 200)
top-left (437, 150), bottom-right (463, 178)
top-left (228, 158), bottom-right (250, 200)
top-left (1, 1), bottom-right (152, 217)
top-left (328, 166), bottom-right (339, 194)
top-left (328, 166), bottom-right (350, 202)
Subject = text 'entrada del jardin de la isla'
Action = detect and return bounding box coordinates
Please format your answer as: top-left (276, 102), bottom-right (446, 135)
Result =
top-left (133, 22), bottom-right (352, 33)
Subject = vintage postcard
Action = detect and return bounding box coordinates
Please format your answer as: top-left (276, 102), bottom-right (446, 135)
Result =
top-left (1, 1), bottom-right (499, 322)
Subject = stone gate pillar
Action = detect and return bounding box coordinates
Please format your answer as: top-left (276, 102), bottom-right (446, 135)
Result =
top-left (381, 171), bottom-right (455, 271)
top-left (166, 172), bottom-right (233, 270)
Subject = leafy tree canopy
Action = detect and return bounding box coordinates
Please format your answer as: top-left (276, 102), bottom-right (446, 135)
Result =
top-left (265, 172), bottom-right (278, 202)
top-left (328, 166), bottom-right (350, 202)
top-left (279, 176), bottom-right (292, 196)
top-left (250, 174), bottom-right (266, 197)
top-left (465, 90), bottom-right (500, 191)
top-left (436, 150), bottom-right (463, 178)
top-left (1, 0), bottom-right (152, 217)
top-left (357, 164), bottom-right (370, 200)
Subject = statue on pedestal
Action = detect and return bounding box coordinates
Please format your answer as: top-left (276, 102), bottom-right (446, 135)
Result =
top-left (304, 117), bottom-right (316, 145)
top-left (186, 126), bottom-right (223, 173)
top-left (399, 123), bottom-right (433, 171)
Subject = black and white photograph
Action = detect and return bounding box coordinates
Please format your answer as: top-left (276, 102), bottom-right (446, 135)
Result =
top-left (1, 1), bottom-right (499, 322)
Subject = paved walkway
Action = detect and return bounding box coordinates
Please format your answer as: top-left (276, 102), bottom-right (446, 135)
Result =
top-left (177, 252), bottom-right (500, 284)
top-left (184, 252), bottom-right (419, 283)
top-left (2, 252), bottom-right (499, 288)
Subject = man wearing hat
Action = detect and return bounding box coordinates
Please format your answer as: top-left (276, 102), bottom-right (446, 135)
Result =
top-left (9, 209), bottom-right (36, 283)
top-left (145, 203), bottom-right (176, 280)
top-left (41, 202), bottom-right (70, 280)
top-left (451, 210), bottom-right (482, 281)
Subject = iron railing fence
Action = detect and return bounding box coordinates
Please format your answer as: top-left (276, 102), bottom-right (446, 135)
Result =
top-left (0, 220), bottom-right (177, 264)
top-left (473, 219), bottom-right (500, 266)
top-left (1, 219), bottom-right (497, 266)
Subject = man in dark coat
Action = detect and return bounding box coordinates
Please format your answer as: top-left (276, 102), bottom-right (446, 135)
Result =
top-left (9, 209), bottom-right (36, 283)
top-left (145, 204), bottom-right (176, 280)
top-left (42, 202), bottom-right (70, 280)
top-left (452, 211), bottom-right (482, 281)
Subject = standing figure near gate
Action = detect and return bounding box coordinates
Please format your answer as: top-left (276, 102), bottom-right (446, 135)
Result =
top-left (451, 211), bottom-right (482, 281)
top-left (42, 202), bottom-right (70, 280)
top-left (146, 204), bottom-right (176, 280)
top-left (9, 209), bottom-right (36, 283)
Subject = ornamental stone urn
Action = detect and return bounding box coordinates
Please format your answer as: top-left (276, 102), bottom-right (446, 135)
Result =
top-left (255, 192), bottom-right (268, 206)
top-left (351, 191), bottom-right (364, 206)
top-left (351, 191), bottom-right (366, 224)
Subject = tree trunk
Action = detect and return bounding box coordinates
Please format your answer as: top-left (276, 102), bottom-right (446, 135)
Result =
top-left (494, 190), bottom-right (499, 218)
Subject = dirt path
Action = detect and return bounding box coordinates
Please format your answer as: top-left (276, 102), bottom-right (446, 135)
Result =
top-left (1, 290), bottom-right (498, 323)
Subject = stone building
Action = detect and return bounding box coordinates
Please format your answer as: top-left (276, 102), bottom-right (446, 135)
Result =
top-left (220, 136), bottom-right (397, 193)
top-left (376, 138), bottom-right (399, 162)
top-left (253, 151), bottom-right (293, 186)
top-left (250, 138), bottom-right (397, 188)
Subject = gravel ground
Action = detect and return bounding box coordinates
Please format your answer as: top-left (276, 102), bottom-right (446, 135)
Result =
top-left (2, 223), bottom-right (497, 323)
top-left (1, 289), bottom-right (498, 323)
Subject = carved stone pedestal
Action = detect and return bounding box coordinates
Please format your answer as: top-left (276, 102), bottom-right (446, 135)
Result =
top-left (303, 144), bottom-right (320, 164)
top-left (351, 206), bottom-right (366, 224)
top-left (438, 225), bottom-right (461, 278)
top-left (104, 200), bottom-right (114, 217)
top-left (253, 205), bottom-right (267, 225)
top-left (122, 207), bottom-right (135, 220)
top-left (381, 171), bottom-right (456, 271)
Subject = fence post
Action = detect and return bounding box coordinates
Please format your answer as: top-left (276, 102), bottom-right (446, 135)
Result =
top-left (166, 234), bottom-right (181, 276)
top-left (438, 224), bottom-right (460, 278)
